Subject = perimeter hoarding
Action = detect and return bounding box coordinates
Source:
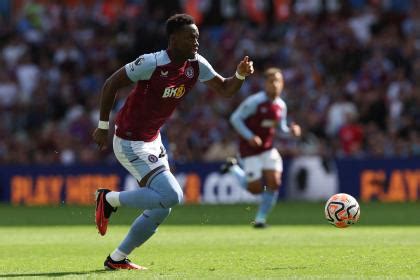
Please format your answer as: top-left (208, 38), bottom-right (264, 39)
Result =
top-left (0, 158), bottom-right (418, 205)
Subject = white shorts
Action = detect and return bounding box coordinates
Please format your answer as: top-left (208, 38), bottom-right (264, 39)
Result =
top-left (242, 148), bottom-right (283, 182)
top-left (113, 134), bottom-right (169, 185)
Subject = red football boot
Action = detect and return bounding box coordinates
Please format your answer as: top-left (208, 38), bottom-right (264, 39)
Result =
top-left (95, 189), bottom-right (117, 236)
top-left (104, 255), bottom-right (147, 270)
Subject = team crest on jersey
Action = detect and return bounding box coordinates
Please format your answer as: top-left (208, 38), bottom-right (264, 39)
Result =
top-left (185, 66), bottom-right (194, 78)
top-left (148, 154), bottom-right (158, 163)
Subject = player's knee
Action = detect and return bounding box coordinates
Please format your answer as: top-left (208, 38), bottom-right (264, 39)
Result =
top-left (264, 171), bottom-right (281, 188)
top-left (164, 186), bottom-right (183, 207)
top-left (153, 171), bottom-right (183, 208)
top-left (264, 174), bottom-right (281, 191)
top-left (247, 181), bottom-right (263, 194)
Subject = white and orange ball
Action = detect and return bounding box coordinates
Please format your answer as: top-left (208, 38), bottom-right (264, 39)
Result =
top-left (324, 193), bottom-right (360, 228)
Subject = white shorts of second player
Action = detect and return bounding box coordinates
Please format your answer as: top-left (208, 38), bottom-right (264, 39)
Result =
top-left (113, 133), bottom-right (169, 185)
top-left (242, 148), bottom-right (283, 182)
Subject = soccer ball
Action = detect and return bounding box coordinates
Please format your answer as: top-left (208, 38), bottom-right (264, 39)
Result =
top-left (324, 193), bottom-right (360, 228)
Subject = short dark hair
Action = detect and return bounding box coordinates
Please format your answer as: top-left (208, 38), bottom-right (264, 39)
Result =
top-left (166, 14), bottom-right (195, 37)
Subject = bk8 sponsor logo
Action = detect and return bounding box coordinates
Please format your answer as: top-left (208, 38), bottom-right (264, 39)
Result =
top-left (162, 85), bottom-right (185, 99)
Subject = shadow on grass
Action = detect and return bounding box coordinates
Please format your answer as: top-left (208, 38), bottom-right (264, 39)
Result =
top-left (0, 269), bottom-right (108, 278)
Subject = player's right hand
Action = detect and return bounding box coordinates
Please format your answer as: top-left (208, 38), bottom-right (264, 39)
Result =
top-left (92, 128), bottom-right (109, 150)
top-left (237, 56), bottom-right (254, 77)
top-left (248, 136), bottom-right (262, 147)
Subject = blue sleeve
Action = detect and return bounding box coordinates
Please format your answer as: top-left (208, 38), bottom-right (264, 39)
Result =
top-left (277, 101), bottom-right (290, 134)
top-left (230, 97), bottom-right (258, 140)
top-left (124, 53), bottom-right (157, 82)
top-left (197, 54), bottom-right (218, 82)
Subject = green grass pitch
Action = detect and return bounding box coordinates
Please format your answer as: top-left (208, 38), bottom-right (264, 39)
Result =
top-left (0, 202), bottom-right (419, 279)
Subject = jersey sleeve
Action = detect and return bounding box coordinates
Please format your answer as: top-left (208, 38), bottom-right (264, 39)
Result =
top-left (197, 54), bottom-right (218, 82)
top-left (124, 53), bottom-right (157, 82)
top-left (277, 100), bottom-right (290, 134)
top-left (230, 96), bottom-right (259, 140)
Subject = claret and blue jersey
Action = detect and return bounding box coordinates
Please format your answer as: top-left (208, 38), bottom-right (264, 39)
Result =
top-left (230, 91), bottom-right (290, 157)
top-left (115, 50), bottom-right (217, 142)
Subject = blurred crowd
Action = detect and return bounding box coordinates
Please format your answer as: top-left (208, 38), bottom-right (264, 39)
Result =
top-left (0, 0), bottom-right (419, 165)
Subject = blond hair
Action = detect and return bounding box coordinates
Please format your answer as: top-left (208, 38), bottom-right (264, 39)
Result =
top-left (264, 67), bottom-right (282, 79)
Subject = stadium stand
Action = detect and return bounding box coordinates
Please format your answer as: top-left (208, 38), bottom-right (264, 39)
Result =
top-left (0, 0), bottom-right (418, 164)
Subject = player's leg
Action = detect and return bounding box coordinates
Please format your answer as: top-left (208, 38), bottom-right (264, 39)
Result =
top-left (117, 169), bottom-right (183, 209)
top-left (96, 135), bottom-right (182, 236)
top-left (253, 149), bottom-right (282, 228)
top-left (221, 154), bottom-right (264, 191)
top-left (96, 168), bottom-right (176, 231)
top-left (109, 134), bottom-right (182, 209)
top-left (241, 154), bottom-right (264, 194)
top-left (253, 170), bottom-right (280, 227)
top-left (117, 208), bottom-right (171, 255)
top-left (100, 169), bottom-right (181, 219)
top-left (104, 170), bottom-right (181, 270)
top-left (105, 207), bottom-right (171, 270)
top-left (220, 157), bottom-right (248, 189)
top-left (242, 154), bottom-right (278, 227)
top-left (97, 135), bottom-right (182, 270)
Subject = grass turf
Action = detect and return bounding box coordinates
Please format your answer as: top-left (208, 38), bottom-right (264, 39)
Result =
top-left (0, 203), bottom-right (419, 279)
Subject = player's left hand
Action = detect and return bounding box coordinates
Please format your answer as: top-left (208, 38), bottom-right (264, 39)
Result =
top-left (290, 122), bottom-right (301, 137)
top-left (237, 56), bottom-right (254, 77)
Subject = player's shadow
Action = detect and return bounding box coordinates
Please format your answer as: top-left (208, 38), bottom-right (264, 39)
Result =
top-left (0, 269), bottom-right (108, 278)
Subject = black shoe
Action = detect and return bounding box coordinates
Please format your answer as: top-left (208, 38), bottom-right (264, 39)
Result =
top-left (253, 221), bottom-right (268, 229)
top-left (95, 189), bottom-right (118, 236)
top-left (104, 255), bottom-right (147, 270)
top-left (220, 157), bottom-right (238, 174)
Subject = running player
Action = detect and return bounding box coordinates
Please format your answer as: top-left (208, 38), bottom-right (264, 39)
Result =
top-left (221, 67), bottom-right (301, 228)
top-left (92, 14), bottom-right (254, 270)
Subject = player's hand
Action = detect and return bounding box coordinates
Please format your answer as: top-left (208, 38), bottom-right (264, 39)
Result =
top-left (248, 136), bottom-right (262, 147)
top-left (92, 128), bottom-right (109, 150)
top-left (290, 122), bottom-right (301, 137)
top-left (237, 56), bottom-right (254, 77)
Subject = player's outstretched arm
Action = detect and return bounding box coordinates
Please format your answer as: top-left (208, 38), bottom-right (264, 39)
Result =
top-left (204, 56), bottom-right (254, 97)
top-left (92, 67), bottom-right (132, 150)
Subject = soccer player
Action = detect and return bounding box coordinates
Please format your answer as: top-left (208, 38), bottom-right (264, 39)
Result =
top-left (221, 67), bottom-right (301, 228)
top-left (92, 14), bottom-right (254, 270)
